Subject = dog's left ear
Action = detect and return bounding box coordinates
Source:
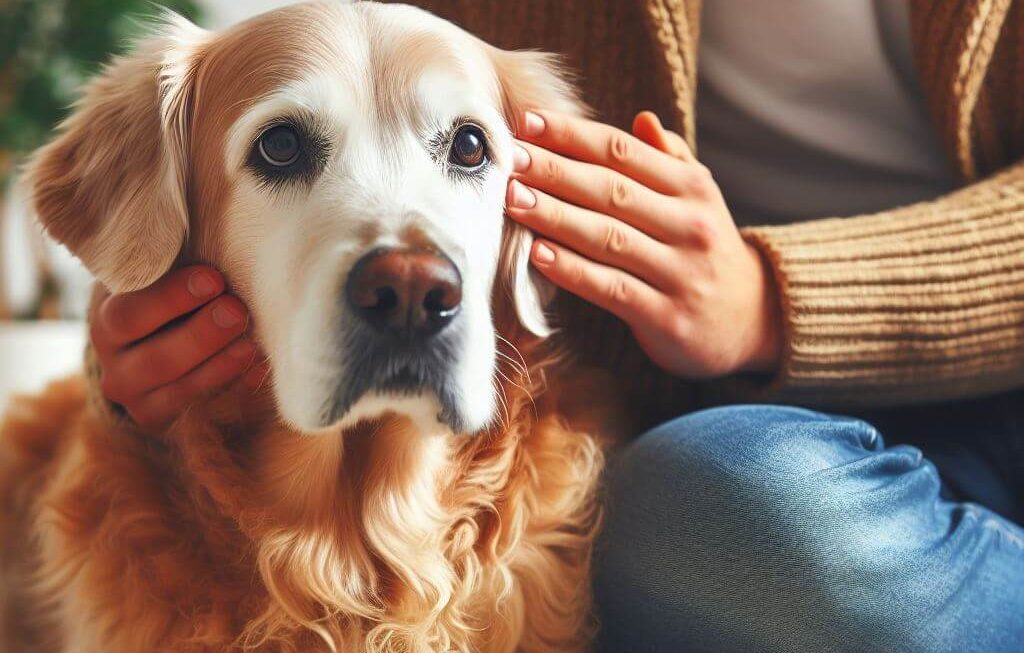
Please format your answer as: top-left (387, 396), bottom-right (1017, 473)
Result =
top-left (491, 48), bottom-right (588, 338)
top-left (22, 14), bottom-right (206, 293)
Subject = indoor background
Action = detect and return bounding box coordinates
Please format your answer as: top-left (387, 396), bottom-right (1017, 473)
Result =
top-left (0, 0), bottom-right (305, 407)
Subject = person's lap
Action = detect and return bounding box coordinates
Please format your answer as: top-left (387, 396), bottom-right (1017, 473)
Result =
top-left (593, 402), bottom-right (1024, 653)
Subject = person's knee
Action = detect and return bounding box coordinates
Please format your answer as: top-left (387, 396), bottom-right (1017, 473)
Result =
top-left (593, 405), bottom-right (908, 652)
top-left (601, 404), bottom-right (880, 509)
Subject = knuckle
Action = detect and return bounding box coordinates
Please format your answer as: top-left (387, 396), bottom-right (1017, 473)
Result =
top-left (89, 320), bottom-right (110, 353)
top-left (127, 408), bottom-right (154, 429)
top-left (551, 116), bottom-right (573, 144)
top-left (547, 200), bottom-right (568, 231)
top-left (541, 156), bottom-right (563, 185)
top-left (568, 261), bottom-right (587, 289)
top-left (689, 277), bottom-right (714, 304)
top-left (602, 223), bottom-right (629, 256)
top-left (100, 372), bottom-right (127, 404)
top-left (688, 217), bottom-right (716, 251)
top-left (686, 164), bottom-right (715, 198)
top-left (608, 132), bottom-right (634, 165)
top-left (665, 312), bottom-right (691, 343)
top-left (97, 298), bottom-right (129, 341)
top-left (607, 277), bottom-right (633, 306)
top-left (608, 176), bottom-right (633, 212)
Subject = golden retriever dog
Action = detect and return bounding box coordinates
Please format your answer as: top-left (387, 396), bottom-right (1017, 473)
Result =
top-left (0, 3), bottom-right (618, 651)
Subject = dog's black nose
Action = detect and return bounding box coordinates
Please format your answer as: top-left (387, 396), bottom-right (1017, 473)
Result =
top-left (346, 247), bottom-right (462, 337)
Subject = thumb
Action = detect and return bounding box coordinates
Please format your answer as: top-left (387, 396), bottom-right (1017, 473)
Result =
top-left (632, 111), bottom-right (693, 161)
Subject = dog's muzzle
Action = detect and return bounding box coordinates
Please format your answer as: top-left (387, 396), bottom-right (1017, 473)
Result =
top-left (328, 246), bottom-right (468, 429)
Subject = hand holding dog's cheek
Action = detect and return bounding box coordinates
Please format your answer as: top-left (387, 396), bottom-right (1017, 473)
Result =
top-left (508, 110), bottom-right (783, 378)
top-left (89, 265), bottom-right (266, 428)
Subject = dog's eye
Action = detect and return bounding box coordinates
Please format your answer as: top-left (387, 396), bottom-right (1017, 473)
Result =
top-left (449, 125), bottom-right (488, 169)
top-left (258, 125), bottom-right (301, 167)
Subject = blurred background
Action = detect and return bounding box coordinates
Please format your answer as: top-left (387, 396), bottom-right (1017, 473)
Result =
top-left (0, 0), bottom-right (304, 405)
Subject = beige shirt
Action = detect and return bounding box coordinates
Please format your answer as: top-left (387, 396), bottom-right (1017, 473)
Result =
top-left (697, 0), bottom-right (958, 225)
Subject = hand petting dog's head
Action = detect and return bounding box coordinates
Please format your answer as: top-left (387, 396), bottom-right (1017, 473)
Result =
top-left (25, 1), bottom-right (585, 434)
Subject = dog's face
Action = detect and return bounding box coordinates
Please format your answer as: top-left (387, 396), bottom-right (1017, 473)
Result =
top-left (26, 2), bottom-right (583, 434)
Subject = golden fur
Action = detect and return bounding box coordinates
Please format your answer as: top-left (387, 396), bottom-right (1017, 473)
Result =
top-left (2, 3), bottom-right (618, 652)
top-left (0, 350), bottom-right (612, 652)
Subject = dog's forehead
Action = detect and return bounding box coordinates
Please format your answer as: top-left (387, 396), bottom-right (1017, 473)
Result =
top-left (196, 2), bottom-right (498, 135)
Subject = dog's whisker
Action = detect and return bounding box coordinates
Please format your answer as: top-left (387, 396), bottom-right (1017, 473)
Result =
top-left (495, 350), bottom-right (528, 379)
top-left (492, 378), bottom-right (511, 430)
top-left (495, 368), bottom-right (538, 421)
top-left (495, 335), bottom-right (532, 386)
top-left (496, 341), bottom-right (531, 384)
top-left (495, 345), bottom-right (526, 370)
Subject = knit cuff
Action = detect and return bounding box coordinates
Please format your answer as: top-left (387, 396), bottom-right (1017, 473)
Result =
top-left (737, 162), bottom-right (1024, 407)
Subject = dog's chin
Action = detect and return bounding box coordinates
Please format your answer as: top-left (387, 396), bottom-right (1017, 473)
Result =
top-left (297, 376), bottom-right (491, 437)
top-left (329, 391), bottom-right (457, 436)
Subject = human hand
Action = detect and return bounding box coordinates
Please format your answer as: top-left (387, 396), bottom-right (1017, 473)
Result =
top-left (90, 266), bottom-right (269, 428)
top-left (506, 110), bottom-right (782, 378)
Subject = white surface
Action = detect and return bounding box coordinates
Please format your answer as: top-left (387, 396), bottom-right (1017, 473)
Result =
top-left (201, 0), bottom-right (311, 28)
top-left (0, 322), bottom-right (87, 412)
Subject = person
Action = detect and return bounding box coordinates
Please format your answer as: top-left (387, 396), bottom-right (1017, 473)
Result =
top-left (87, 1), bottom-right (1024, 651)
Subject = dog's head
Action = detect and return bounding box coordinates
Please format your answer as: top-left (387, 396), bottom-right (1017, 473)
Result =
top-left (25, 2), bottom-right (584, 434)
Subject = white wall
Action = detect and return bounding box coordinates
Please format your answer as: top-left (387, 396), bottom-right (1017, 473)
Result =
top-left (200, 0), bottom-right (312, 28)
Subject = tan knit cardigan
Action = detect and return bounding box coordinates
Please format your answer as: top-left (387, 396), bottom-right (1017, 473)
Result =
top-left (406, 1), bottom-right (1024, 420)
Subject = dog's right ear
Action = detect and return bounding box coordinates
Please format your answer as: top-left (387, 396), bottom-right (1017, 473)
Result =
top-left (22, 14), bottom-right (208, 293)
top-left (491, 48), bottom-right (588, 338)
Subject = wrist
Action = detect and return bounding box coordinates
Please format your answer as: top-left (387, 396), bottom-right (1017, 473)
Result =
top-left (739, 242), bottom-right (783, 374)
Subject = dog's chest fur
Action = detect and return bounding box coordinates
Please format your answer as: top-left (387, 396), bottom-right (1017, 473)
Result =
top-left (0, 367), bottom-right (606, 653)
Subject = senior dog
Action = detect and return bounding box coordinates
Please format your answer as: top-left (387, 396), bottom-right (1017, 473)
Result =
top-left (0, 3), bottom-right (617, 651)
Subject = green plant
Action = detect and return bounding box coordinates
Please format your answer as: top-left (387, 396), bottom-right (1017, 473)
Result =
top-left (0, 0), bottom-right (202, 319)
top-left (0, 0), bottom-right (202, 176)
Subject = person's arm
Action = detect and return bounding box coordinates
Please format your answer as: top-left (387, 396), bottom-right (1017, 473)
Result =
top-left (742, 160), bottom-right (1024, 407)
top-left (89, 266), bottom-right (268, 428)
top-left (508, 109), bottom-right (1024, 407)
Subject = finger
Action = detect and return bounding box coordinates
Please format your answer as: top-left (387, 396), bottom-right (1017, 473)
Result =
top-left (128, 338), bottom-right (257, 429)
top-left (506, 179), bottom-right (678, 290)
top-left (95, 266), bottom-right (226, 350)
top-left (517, 109), bottom-right (690, 196)
top-left (528, 238), bottom-right (668, 328)
top-left (632, 111), bottom-right (694, 162)
top-left (103, 294), bottom-right (249, 400)
top-left (512, 141), bottom-right (687, 242)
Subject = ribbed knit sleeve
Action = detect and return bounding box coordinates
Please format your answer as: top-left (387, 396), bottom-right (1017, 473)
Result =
top-left (740, 160), bottom-right (1024, 407)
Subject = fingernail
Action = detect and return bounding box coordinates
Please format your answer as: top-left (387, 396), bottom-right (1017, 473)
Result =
top-left (212, 300), bottom-right (246, 329)
top-left (513, 143), bottom-right (531, 171)
top-left (228, 339), bottom-right (256, 362)
top-left (188, 271), bottom-right (219, 298)
top-left (533, 242), bottom-right (555, 265)
top-left (508, 179), bottom-right (537, 209)
top-left (521, 111), bottom-right (546, 137)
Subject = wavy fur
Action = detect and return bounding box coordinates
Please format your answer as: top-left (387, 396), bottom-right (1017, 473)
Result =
top-left (0, 345), bottom-right (610, 652)
top-left (1, 3), bottom-right (616, 650)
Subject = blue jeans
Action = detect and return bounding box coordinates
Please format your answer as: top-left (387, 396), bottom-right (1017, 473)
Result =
top-left (593, 405), bottom-right (1024, 653)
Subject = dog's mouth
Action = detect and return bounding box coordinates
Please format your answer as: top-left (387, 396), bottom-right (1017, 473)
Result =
top-left (324, 318), bottom-right (468, 432)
